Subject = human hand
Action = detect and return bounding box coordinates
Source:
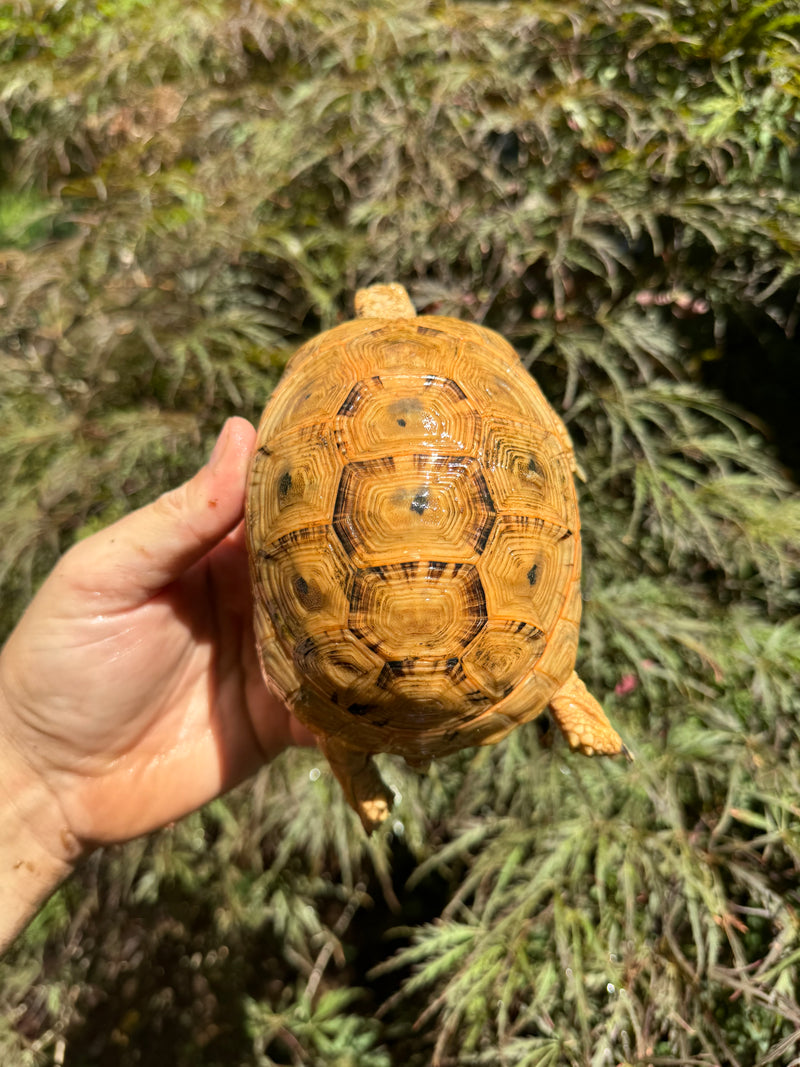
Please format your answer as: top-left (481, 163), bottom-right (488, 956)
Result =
top-left (0, 417), bottom-right (311, 945)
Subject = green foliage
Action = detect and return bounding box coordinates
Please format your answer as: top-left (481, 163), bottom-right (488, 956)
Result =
top-left (1, 0), bottom-right (800, 1064)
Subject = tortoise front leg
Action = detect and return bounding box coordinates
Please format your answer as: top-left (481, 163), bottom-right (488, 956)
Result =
top-left (318, 735), bottom-right (394, 833)
top-left (548, 671), bottom-right (631, 759)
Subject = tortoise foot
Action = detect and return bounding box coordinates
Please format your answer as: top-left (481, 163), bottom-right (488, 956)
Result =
top-left (318, 736), bottom-right (394, 833)
top-left (548, 671), bottom-right (632, 760)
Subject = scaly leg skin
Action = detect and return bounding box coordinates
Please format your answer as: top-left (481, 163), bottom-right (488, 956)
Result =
top-left (548, 671), bottom-right (632, 760)
top-left (318, 735), bottom-right (394, 833)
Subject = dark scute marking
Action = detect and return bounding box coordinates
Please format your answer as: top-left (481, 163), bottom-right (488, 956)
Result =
top-left (427, 560), bottom-right (448, 579)
top-left (348, 574), bottom-right (368, 615)
top-left (294, 575), bottom-right (323, 610)
top-left (422, 373), bottom-right (468, 401)
top-left (333, 461), bottom-right (399, 559)
top-left (376, 664), bottom-right (396, 691)
top-left (338, 384), bottom-right (361, 417)
top-left (417, 325), bottom-right (445, 337)
top-left (474, 469), bottom-right (495, 514)
top-left (257, 445), bottom-right (272, 457)
top-left (410, 488), bottom-right (429, 514)
top-left (337, 382), bottom-right (365, 417)
top-left (386, 659), bottom-right (415, 677)
top-left (330, 693), bottom-right (338, 705)
top-left (445, 658), bottom-right (467, 684)
top-left (461, 468), bottom-right (496, 555)
top-left (527, 563), bottom-right (539, 586)
top-left (347, 702), bottom-right (372, 716)
top-left (397, 417), bottom-right (406, 427)
top-left (457, 568), bottom-right (488, 647)
top-left (527, 456), bottom-right (538, 473)
top-left (278, 471), bottom-right (293, 497)
top-left (474, 513), bottom-right (496, 555)
top-left (559, 528), bottom-right (574, 541)
top-left (294, 635), bottom-right (318, 662)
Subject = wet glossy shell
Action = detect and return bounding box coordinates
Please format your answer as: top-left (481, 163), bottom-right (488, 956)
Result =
top-left (246, 314), bottom-right (582, 763)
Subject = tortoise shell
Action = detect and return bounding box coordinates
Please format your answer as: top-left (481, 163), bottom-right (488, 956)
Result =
top-left (246, 284), bottom-right (625, 830)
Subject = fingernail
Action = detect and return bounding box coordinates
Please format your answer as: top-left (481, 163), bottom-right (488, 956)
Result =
top-left (209, 420), bottom-right (231, 470)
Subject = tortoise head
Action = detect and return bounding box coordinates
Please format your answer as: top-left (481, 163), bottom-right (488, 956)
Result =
top-left (354, 283), bottom-right (417, 320)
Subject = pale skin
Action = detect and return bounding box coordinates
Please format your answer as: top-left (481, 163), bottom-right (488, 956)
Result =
top-left (0, 417), bottom-right (311, 952)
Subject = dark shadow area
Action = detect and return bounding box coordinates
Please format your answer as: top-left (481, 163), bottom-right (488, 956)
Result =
top-left (51, 833), bottom-right (454, 1067)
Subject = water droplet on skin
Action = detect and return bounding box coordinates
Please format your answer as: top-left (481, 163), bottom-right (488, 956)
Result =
top-left (309, 767), bottom-right (321, 782)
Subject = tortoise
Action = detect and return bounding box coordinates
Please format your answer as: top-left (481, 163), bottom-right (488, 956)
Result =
top-left (246, 283), bottom-right (627, 831)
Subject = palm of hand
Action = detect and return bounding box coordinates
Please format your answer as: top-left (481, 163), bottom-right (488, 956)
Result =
top-left (0, 420), bottom-right (306, 849)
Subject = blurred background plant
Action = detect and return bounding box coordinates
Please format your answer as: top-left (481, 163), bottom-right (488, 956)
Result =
top-left (1, 0), bottom-right (800, 1064)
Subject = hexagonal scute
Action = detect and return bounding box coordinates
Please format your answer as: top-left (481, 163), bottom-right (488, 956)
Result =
top-left (478, 515), bottom-right (577, 633)
top-left (334, 372), bottom-right (481, 460)
top-left (251, 525), bottom-right (355, 644)
top-left (292, 627), bottom-right (387, 712)
top-left (461, 619), bottom-right (548, 701)
top-left (483, 654), bottom-right (566, 730)
top-left (349, 561), bottom-right (487, 659)
top-left (480, 417), bottom-right (574, 524)
top-left (377, 657), bottom-right (491, 733)
top-left (333, 453), bottom-right (496, 566)
top-left (248, 425), bottom-right (344, 545)
top-left (259, 343), bottom-right (359, 434)
top-left (457, 338), bottom-right (548, 421)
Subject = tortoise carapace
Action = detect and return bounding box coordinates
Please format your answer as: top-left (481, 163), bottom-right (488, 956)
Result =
top-left (246, 283), bottom-right (627, 831)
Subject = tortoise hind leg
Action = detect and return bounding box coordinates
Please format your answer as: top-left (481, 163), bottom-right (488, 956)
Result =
top-left (318, 735), bottom-right (394, 833)
top-left (548, 671), bottom-right (632, 760)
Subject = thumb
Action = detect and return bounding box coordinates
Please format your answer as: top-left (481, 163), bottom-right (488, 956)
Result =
top-left (65, 417), bottom-right (257, 605)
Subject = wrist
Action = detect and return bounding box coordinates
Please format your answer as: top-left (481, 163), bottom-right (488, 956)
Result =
top-left (0, 681), bottom-right (82, 952)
